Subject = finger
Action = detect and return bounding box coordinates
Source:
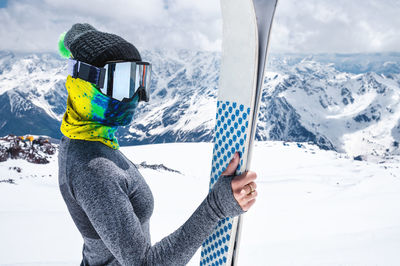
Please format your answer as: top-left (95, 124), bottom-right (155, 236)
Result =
top-left (235, 171), bottom-right (257, 187)
top-left (248, 182), bottom-right (257, 191)
top-left (245, 190), bottom-right (258, 201)
top-left (242, 198), bottom-right (256, 211)
top-left (237, 183), bottom-right (257, 199)
top-left (239, 184), bottom-right (252, 196)
top-left (221, 152), bottom-right (240, 176)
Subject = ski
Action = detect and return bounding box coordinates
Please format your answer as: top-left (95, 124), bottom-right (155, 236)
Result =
top-left (200, 0), bottom-right (278, 265)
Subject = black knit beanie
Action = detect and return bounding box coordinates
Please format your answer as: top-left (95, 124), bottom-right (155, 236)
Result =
top-left (63, 23), bottom-right (141, 67)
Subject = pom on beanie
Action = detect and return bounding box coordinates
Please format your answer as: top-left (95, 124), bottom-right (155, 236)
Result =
top-left (58, 32), bottom-right (71, 58)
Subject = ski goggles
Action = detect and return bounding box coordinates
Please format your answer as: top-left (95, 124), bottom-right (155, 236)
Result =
top-left (67, 59), bottom-right (152, 102)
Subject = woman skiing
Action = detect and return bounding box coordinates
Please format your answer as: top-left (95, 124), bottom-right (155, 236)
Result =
top-left (58, 23), bottom-right (258, 265)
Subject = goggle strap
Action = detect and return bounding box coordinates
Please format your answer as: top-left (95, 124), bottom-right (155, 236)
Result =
top-left (68, 59), bottom-right (106, 89)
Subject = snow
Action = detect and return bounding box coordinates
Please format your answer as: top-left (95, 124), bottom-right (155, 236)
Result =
top-left (0, 157), bottom-right (82, 265)
top-left (268, 62), bottom-right (400, 158)
top-left (0, 54), bottom-right (67, 121)
top-left (1, 141), bottom-right (400, 265)
top-left (2, 51), bottom-right (400, 159)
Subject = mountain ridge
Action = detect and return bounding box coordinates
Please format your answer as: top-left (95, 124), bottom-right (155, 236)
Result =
top-left (1, 50), bottom-right (399, 159)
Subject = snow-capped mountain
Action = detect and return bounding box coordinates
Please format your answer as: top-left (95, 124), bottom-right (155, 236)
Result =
top-left (0, 51), bottom-right (67, 137)
top-left (0, 50), bottom-right (399, 159)
top-left (259, 58), bottom-right (400, 158)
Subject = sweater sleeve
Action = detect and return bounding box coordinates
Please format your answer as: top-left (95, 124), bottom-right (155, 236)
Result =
top-left (72, 159), bottom-right (244, 266)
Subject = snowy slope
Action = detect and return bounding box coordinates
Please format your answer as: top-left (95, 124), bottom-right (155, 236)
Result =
top-left (0, 50), bottom-right (400, 159)
top-left (1, 142), bottom-right (400, 265)
top-left (259, 59), bottom-right (400, 159)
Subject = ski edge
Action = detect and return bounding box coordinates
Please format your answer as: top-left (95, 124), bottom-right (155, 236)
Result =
top-left (231, 0), bottom-right (279, 265)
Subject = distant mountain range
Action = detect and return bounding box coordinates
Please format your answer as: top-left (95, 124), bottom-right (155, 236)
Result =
top-left (1, 50), bottom-right (399, 159)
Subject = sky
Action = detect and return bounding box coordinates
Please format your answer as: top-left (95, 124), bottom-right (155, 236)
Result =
top-left (0, 0), bottom-right (399, 54)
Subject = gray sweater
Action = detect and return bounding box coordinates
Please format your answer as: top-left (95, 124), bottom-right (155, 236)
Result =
top-left (58, 136), bottom-right (244, 266)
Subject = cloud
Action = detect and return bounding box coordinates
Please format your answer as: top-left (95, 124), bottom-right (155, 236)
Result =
top-left (269, 0), bottom-right (400, 53)
top-left (0, 0), bottom-right (398, 54)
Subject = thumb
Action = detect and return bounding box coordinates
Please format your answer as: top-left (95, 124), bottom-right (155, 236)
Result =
top-left (221, 152), bottom-right (240, 176)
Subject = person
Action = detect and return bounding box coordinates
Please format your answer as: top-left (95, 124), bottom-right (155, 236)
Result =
top-left (58, 23), bottom-right (258, 266)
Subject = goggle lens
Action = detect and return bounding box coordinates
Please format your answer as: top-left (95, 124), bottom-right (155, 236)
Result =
top-left (102, 62), bottom-right (151, 102)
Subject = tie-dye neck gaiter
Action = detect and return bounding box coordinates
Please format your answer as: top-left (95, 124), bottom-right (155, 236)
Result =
top-left (60, 76), bottom-right (139, 149)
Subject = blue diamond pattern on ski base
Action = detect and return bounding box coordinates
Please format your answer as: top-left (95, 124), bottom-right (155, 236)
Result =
top-left (200, 100), bottom-right (251, 266)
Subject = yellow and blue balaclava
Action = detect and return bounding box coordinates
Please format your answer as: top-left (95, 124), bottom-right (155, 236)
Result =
top-left (58, 23), bottom-right (142, 149)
